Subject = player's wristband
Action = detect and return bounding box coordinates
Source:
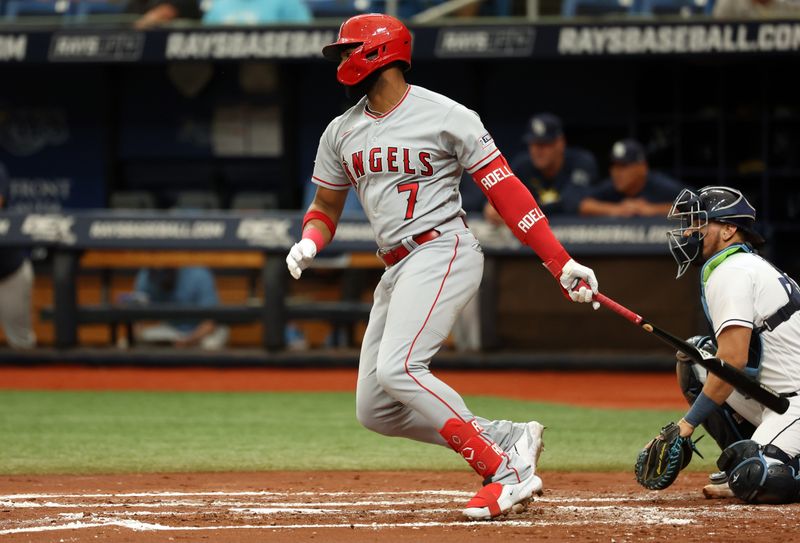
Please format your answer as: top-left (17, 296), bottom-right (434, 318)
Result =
top-left (684, 392), bottom-right (718, 428)
top-left (541, 247), bottom-right (571, 278)
top-left (303, 210), bottom-right (336, 238)
top-left (302, 226), bottom-right (327, 253)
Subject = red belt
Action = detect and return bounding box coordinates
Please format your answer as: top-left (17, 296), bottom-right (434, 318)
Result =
top-left (377, 229), bottom-right (441, 267)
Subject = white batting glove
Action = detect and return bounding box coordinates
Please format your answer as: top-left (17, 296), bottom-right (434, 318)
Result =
top-left (286, 238), bottom-right (317, 280)
top-left (559, 258), bottom-right (600, 310)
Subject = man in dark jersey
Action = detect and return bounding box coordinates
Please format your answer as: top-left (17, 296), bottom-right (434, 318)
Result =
top-left (579, 138), bottom-right (688, 217)
top-left (484, 112), bottom-right (598, 222)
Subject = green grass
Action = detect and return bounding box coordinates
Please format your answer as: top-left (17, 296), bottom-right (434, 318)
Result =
top-left (0, 390), bottom-right (718, 475)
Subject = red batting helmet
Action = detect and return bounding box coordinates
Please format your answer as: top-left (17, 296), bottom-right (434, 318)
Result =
top-left (322, 13), bottom-right (412, 86)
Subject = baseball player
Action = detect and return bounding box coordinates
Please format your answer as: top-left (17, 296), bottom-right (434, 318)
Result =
top-left (286, 14), bottom-right (600, 520)
top-left (667, 186), bottom-right (800, 503)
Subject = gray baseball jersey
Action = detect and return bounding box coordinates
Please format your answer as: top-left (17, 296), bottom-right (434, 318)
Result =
top-left (311, 85), bottom-right (499, 248)
top-left (311, 84), bottom-right (533, 486)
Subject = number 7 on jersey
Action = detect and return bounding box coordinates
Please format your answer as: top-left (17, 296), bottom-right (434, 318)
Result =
top-left (397, 182), bottom-right (419, 220)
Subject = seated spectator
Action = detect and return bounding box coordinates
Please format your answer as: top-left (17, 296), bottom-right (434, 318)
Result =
top-left (202, 0), bottom-right (311, 24)
top-left (484, 112), bottom-right (598, 223)
top-left (579, 139), bottom-right (688, 218)
top-left (0, 163), bottom-right (36, 349)
top-left (713, 0), bottom-right (800, 18)
top-left (126, 0), bottom-right (202, 28)
top-left (123, 267), bottom-right (229, 349)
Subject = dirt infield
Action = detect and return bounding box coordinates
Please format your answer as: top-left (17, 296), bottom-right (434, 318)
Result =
top-left (1, 471), bottom-right (796, 542)
top-left (4, 366), bottom-right (794, 542)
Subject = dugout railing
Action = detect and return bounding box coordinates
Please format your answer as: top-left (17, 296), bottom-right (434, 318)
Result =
top-left (37, 248), bottom-right (373, 350)
top-left (0, 210), bottom-right (703, 360)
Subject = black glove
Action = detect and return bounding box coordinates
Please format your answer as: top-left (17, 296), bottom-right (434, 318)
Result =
top-left (635, 422), bottom-right (703, 490)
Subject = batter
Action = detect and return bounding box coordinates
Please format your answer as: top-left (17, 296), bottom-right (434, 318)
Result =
top-left (286, 14), bottom-right (600, 520)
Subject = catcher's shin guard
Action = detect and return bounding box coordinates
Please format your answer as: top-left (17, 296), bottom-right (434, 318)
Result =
top-left (439, 418), bottom-right (504, 479)
top-left (718, 441), bottom-right (800, 504)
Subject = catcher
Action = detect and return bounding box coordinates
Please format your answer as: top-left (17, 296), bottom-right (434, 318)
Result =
top-left (636, 186), bottom-right (800, 504)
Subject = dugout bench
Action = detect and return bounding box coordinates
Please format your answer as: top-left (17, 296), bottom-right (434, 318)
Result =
top-left (41, 249), bottom-right (375, 350)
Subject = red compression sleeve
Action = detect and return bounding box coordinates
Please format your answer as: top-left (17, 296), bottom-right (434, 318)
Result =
top-left (472, 154), bottom-right (570, 277)
top-left (302, 210), bottom-right (336, 252)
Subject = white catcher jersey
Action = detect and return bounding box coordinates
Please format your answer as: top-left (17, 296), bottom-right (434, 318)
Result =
top-left (311, 85), bottom-right (498, 248)
top-left (704, 249), bottom-right (800, 394)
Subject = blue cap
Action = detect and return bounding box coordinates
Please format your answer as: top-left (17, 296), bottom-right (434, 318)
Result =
top-left (523, 113), bottom-right (563, 144)
top-left (610, 139), bottom-right (646, 165)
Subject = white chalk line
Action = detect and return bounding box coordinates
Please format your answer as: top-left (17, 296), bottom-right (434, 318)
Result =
top-left (0, 490), bottom-right (686, 503)
top-left (50, 507), bottom-right (455, 517)
top-left (3, 489), bottom-right (798, 535)
top-left (1, 498), bottom-right (460, 509)
top-left (0, 516), bottom-right (697, 535)
top-left (0, 489), bottom-right (472, 500)
top-left (229, 507), bottom-right (454, 515)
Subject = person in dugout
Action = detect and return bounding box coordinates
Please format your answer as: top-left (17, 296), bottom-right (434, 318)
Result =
top-left (483, 112), bottom-right (599, 222)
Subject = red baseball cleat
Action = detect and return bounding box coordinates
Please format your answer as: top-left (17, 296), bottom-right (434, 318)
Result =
top-left (463, 471), bottom-right (540, 520)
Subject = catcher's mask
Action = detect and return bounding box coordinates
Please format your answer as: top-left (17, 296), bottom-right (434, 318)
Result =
top-left (667, 186), bottom-right (764, 278)
top-left (322, 13), bottom-right (412, 86)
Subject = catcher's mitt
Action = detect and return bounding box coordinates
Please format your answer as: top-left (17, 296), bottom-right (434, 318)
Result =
top-left (634, 422), bottom-right (704, 490)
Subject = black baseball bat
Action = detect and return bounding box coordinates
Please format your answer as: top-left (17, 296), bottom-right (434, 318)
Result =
top-left (594, 291), bottom-right (789, 414)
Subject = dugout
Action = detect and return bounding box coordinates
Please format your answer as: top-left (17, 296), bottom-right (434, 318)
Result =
top-left (0, 19), bottom-right (798, 360)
